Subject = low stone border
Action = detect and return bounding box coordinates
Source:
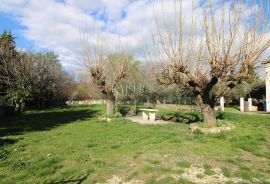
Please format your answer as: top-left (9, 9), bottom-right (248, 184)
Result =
top-left (156, 115), bottom-right (190, 123)
top-left (97, 117), bottom-right (112, 123)
top-left (189, 123), bottom-right (235, 133)
top-left (126, 116), bottom-right (172, 125)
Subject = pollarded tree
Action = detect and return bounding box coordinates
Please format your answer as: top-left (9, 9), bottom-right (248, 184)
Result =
top-left (82, 36), bottom-right (137, 115)
top-left (152, 0), bottom-right (270, 125)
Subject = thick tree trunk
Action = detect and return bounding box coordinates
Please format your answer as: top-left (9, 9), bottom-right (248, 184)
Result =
top-left (106, 99), bottom-right (115, 115)
top-left (201, 104), bottom-right (216, 125)
top-left (197, 93), bottom-right (217, 125)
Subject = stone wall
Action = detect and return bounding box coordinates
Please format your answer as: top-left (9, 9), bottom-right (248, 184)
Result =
top-left (157, 104), bottom-right (200, 112)
top-left (66, 99), bottom-right (106, 105)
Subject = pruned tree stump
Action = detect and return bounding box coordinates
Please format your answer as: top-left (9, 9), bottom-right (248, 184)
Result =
top-left (189, 123), bottom-right (235, 134)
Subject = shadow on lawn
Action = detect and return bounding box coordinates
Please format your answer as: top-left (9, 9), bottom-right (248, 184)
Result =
top-left (49, 173), bottom-right (90, 184)
top-left (0, 138), bottom-right (18, 146)
top-left (0, 107), bottom-right (98, 138)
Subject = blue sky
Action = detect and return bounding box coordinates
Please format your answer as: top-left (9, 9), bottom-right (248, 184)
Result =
top-left (0, 13), bottom-right (34, 50)
top-left (0, 0), bottom-right (269, 71)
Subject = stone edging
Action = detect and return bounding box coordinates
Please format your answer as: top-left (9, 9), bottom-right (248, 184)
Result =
top-left (97, 117), bottom-right (112, 122)
top-left (189, 123), bottom-right (235, 134)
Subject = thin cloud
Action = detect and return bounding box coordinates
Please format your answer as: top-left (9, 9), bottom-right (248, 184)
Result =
top-left (0, 0), bottom-right (269, 72)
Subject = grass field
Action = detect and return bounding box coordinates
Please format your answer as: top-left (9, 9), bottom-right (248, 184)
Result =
top-left (0, 105), bottom-right (270, 184)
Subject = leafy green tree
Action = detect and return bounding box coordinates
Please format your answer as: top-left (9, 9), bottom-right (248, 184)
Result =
top-left (1, 31), bottom-right (73, 112)
top-left (0, 31), bottom-right (17, 97)
top-left (228, 77), bottom-right (265, 100)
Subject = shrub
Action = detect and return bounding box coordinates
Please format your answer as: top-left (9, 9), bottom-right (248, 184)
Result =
top-left (216, 120), bottom-right (227, 127)
top-left (194, 129), bottom-right (203, 134)
top-left (158, 111), bottom-right (202, 123)
top-left (117, 105), bottom-right (131, 116)
top-left (113, 112), bottom-right (123, 118)
top-left (216, 110), bottom-right (225, 119)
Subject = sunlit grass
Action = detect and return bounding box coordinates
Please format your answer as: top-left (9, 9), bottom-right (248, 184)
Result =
top-left (0, 105), bottom-right (269, 183)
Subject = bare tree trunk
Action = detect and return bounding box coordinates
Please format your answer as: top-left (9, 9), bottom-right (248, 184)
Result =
top-left (135, 99), bottom-right (138, 115)
top-left (14, 103), bottom-right (20, 113)
top-left (197, 94), bottom-right (217, 125)
top-left (201, 104), bottom-right (216, 125)
top-left (14, 99), bottom-right (24, 113)
top-left (106, 99), bottom-right (115, 115)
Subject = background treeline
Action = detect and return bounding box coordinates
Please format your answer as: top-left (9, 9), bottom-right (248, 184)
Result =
top-left (0, 31), bottom-right (74, 114)
top-left (0, 31), bottom-right (265, 116)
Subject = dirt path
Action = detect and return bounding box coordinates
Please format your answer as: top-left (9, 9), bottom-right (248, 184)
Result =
top-left (101, 165), bottom-right (252, 184)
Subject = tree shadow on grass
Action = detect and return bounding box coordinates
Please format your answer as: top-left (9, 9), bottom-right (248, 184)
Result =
top-left (49, 173), bottom-right (90, 184)
top-left (0, 106), bottom-right (99, 138)
top-left (0, 138), bottom-right (17, 146)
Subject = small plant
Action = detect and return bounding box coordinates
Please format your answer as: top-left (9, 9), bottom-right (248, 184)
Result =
top-left (142, 165), bottom-right (155, 173)
top-left (204, 164), bottom-right (215, 176)
top-left (150, 160), bottom-right (161, 165)
top-left (204, 169), bottom-right (215, 175)
top-left (126, 171), bottom-right (139, 181)
top-left (216, 120), bottom-right (226, 127)
top-left (113, 112), bottom-right (123, 118)
top-left (194, 129), bottom-right (203, 134)
top-left (216, 110), bottom-right (225, 119)
top-left (222, 168), bottom-right (232, 177)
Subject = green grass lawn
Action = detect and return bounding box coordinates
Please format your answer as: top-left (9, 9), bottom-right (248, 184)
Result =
top-left (0, 105), bottom-right (269, 184)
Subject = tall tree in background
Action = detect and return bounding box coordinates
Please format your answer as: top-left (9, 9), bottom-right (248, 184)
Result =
top-left (0, 31), bottom-right (17, 96)
top-left (152, 0), bottom-right (270, 125)
top-left (8, 52), bottom-right (34, 112)
top-left (228, 76), bottom-right (265, 100)
top-left (69, 71), bottom-right (103, 101)
top-left (0, 31), bottom-right (73, 112)
top-left (30, 52), bottom-right (62, 107)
